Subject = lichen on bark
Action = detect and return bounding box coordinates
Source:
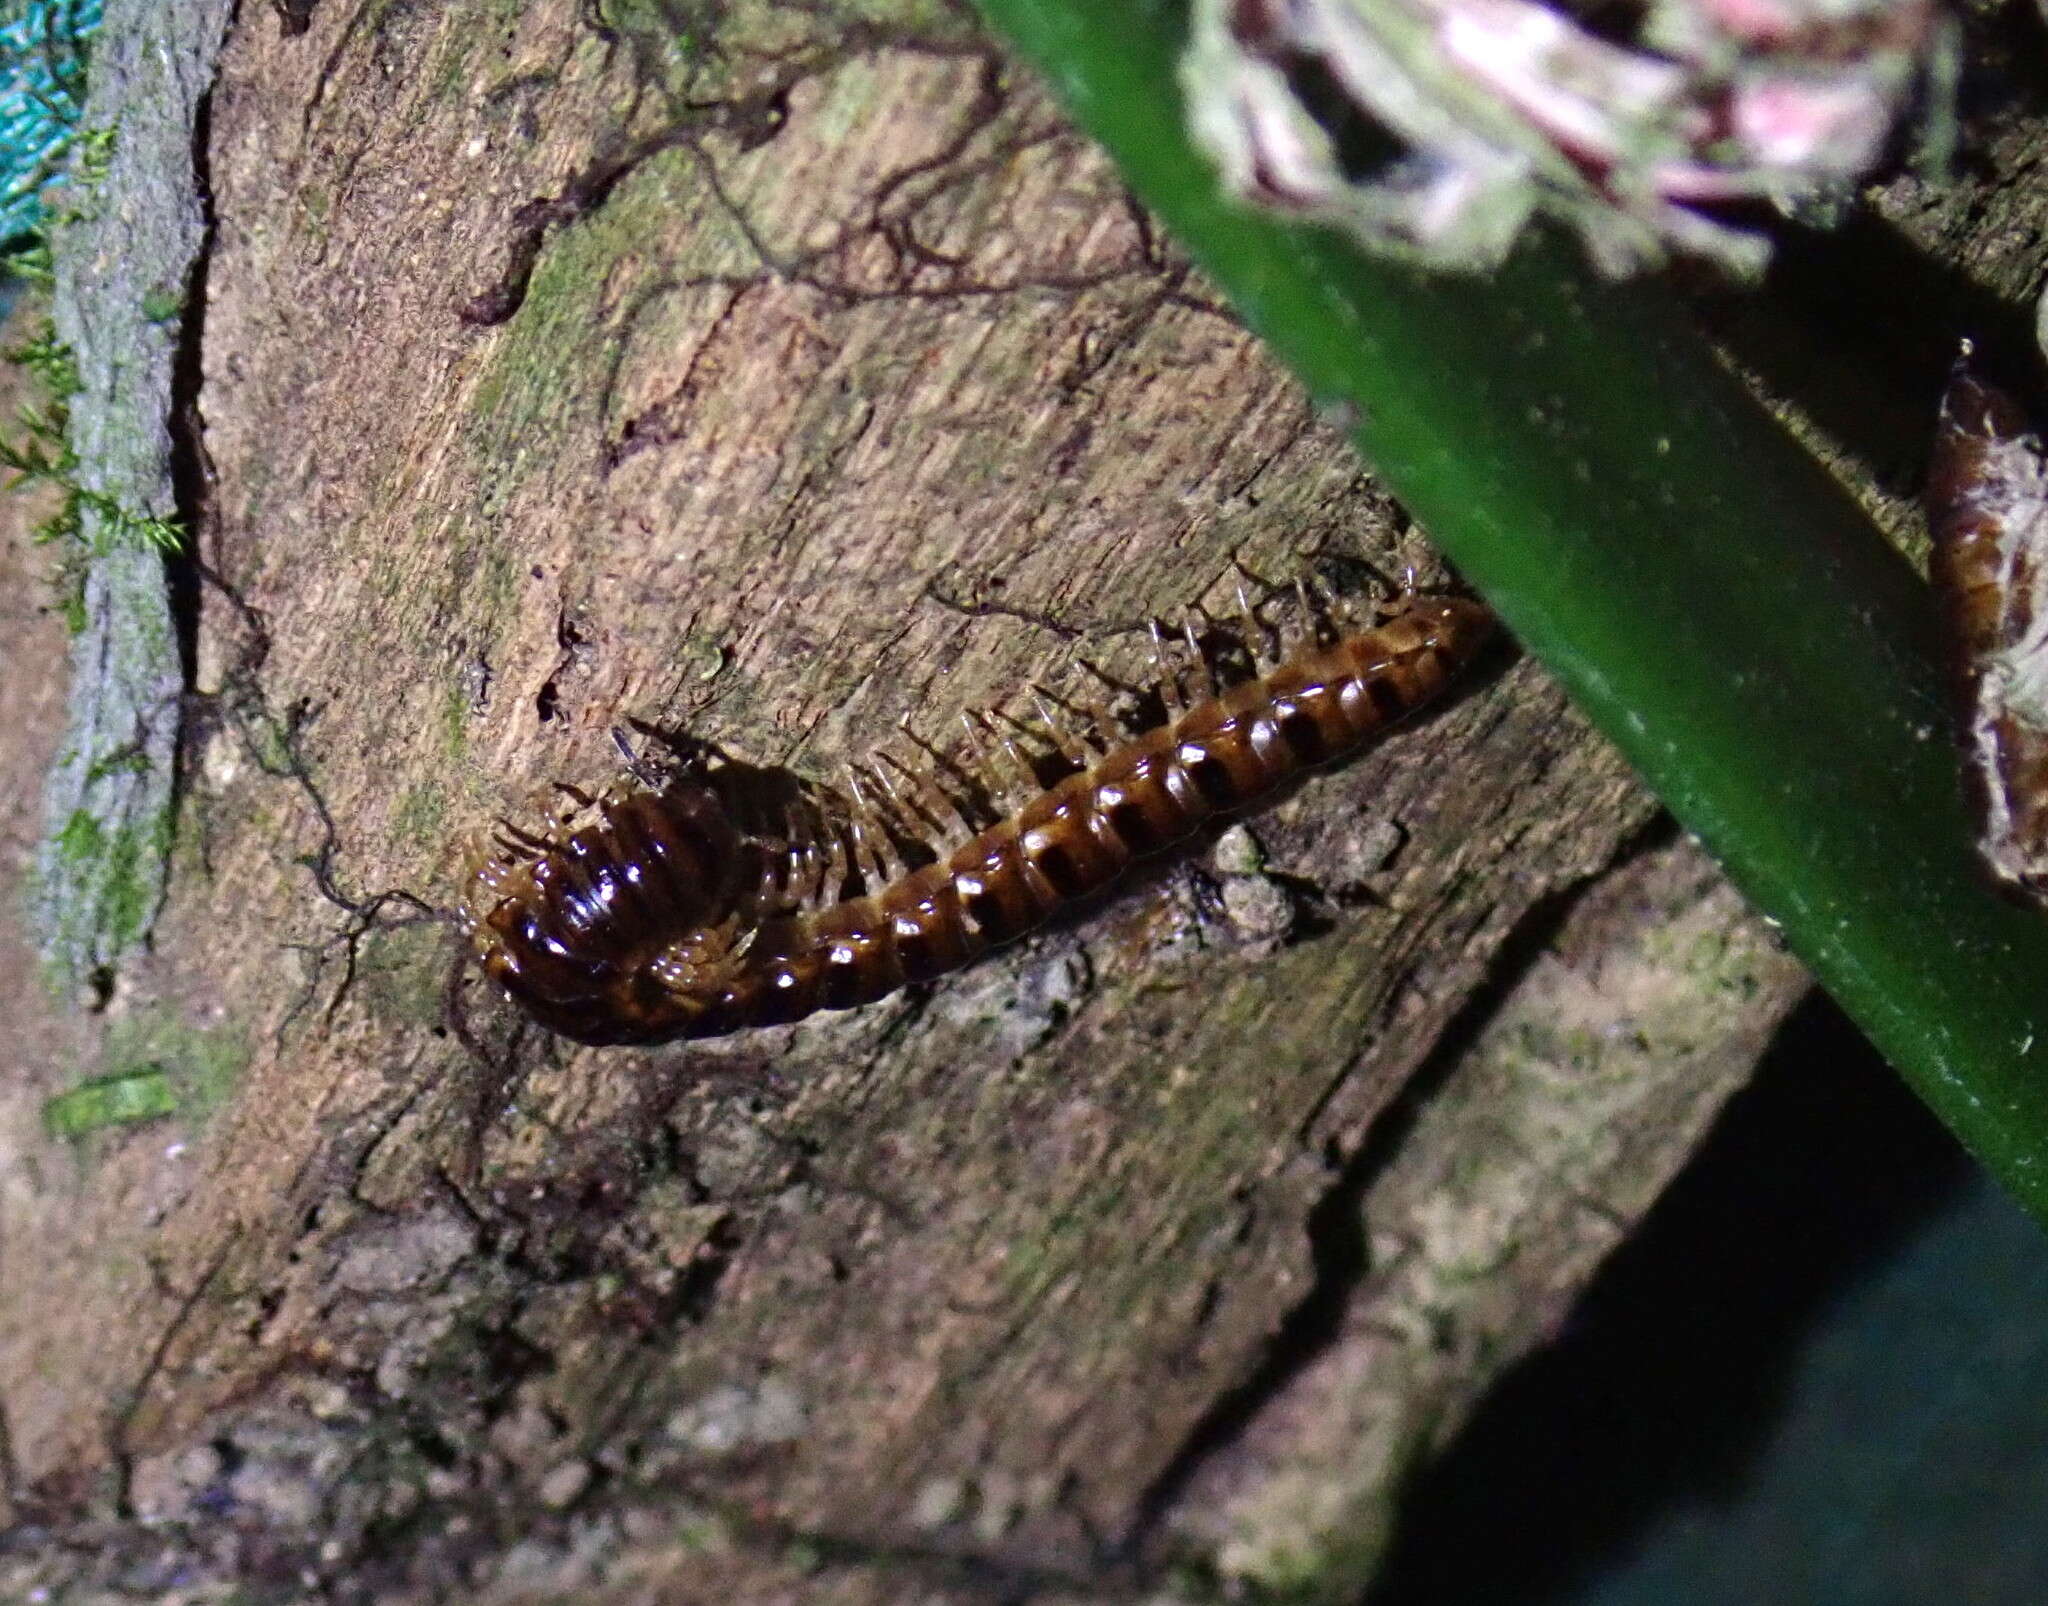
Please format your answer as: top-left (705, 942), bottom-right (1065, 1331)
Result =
top-left (31, 0), bottom-right (231, 989)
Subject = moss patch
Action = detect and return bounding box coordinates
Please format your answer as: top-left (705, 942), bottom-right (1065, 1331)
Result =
top-left (38, 799), bottom-right (174, 962)
top-left (104, 1009), bottom-right (250, 1126)
top-left (42, 1066), bottom-right (178, 1138)
top-left (393, 778), bottom-right (450, 845)
top-left (356, 924), bottom-right (454, 1029)
top-left (40, 1008), bottom-right (249, 1139)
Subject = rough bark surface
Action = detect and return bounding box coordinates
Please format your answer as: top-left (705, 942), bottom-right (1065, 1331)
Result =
top-left (2, 0), bottom-right (2037, 1600)
top-left (34, 0), bottom-right (230, 986)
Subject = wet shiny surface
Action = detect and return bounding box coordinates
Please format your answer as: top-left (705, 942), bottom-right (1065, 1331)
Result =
top-left (464, 596), bottom-right (1494, 1045)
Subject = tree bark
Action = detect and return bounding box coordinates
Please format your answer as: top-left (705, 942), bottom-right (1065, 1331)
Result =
top-left (11, 0), bottom-right (2038, 1599)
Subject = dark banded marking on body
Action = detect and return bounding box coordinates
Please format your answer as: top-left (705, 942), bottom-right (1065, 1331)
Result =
top-left (460, 591), bottom-right (1494, 1045)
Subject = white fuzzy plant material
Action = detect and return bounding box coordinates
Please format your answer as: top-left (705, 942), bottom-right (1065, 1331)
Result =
top-left (1926, 348), bottom-right (2048, 905)
top-left (1180, 0), bottom-right (1952, 276)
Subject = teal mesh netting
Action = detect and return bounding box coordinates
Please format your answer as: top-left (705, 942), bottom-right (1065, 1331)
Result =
top-left (0, 0), bottom-right (100, 243)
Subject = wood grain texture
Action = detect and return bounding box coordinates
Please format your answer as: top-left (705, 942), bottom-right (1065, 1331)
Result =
top-left (13, 0), bottom-right (1993, 1597)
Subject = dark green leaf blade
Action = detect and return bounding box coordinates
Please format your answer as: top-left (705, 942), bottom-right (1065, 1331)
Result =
top-left (977, 0), bottom-right (2048, 1219)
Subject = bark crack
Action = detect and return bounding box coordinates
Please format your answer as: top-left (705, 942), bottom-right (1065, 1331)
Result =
top-left (1115, 830), bottom-right (1659, 1563)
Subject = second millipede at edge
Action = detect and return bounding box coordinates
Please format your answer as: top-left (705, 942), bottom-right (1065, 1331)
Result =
top-left (460, 587), bottom-right (1496, 1046)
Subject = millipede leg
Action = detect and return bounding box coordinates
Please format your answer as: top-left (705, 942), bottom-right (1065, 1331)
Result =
top-left (891, 725), bottom-right (984, 834)
top-left (1293, 575), bottom-right (1338, 648)
top-left (609, 726), bottom-right (669, 788)
top-left (991, 704), bottom-right (1079, 781)
top-left (1181, 609), bottom-right (1219, 698)
top-left (751, 846), bottom-right (795, 914)
top-left (494, 818), bottom-right (556, 855)
top-left (1359, 556), bottom-right (1422, 619)
top-left (788, 790), bottom-right (842, 907)
top-left (1017, 693), bottom-right (1088, 765)
top-left (1148, 619), bottom-right (1187, 717)
top-left (965, 709), bottom-right (1041, 802)
top-left (785, 836), bottom-right (829, 910)
top-left (870, 745), bottom-right (965, 842)
top-left (1231, 574), bottom-right (1279, 672)
top-left (855, 755), bottom-right (918, 839)
top-left (955, 709), bottom-right (1020, 809)
top-left (843, 767), bottom-right (907, 884)
top-left (1034, 678), bottom-right (1118, 757)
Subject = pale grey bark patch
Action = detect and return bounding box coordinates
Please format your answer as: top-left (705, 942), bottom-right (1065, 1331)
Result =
top-left (34, 0), bottom-right (232, 987)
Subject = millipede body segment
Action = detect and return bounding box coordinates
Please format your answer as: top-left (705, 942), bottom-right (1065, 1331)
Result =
top-left (462, 593), bottom-right (1494, 1045)
top-left (1926, 350), bottom-right (2048, 903)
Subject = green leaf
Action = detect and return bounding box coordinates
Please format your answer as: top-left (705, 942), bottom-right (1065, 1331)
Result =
top-left (42, 1065), bottom-right (176, 1139)
top-left (975, 0), bottom-right (2048, 1219)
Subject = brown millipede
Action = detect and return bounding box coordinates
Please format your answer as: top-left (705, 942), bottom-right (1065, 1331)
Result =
top-left (460, 584), bottom-right (1495, 1045)
top-left (1926, 343), bottom-right (2048, 904)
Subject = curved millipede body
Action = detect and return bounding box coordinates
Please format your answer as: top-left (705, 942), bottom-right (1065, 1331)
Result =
top-left (1926, 348), bottom-right (2048, 903)
top-left (462, 591), bottom-right (1495, 1044)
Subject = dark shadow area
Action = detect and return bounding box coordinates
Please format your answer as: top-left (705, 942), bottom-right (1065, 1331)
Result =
top-left (1700, 208), bottom-right (2041, 499)
top-left (1689, 0), bottom-right (2048, 500)
top-left (1365, 991), bottom-right (1981, 1606)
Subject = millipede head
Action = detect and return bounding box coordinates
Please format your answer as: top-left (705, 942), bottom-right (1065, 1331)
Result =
top-left (459, 774), bottom-right (778, 1044)
top-left (1405, 591), bottom-right (1496, 659)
